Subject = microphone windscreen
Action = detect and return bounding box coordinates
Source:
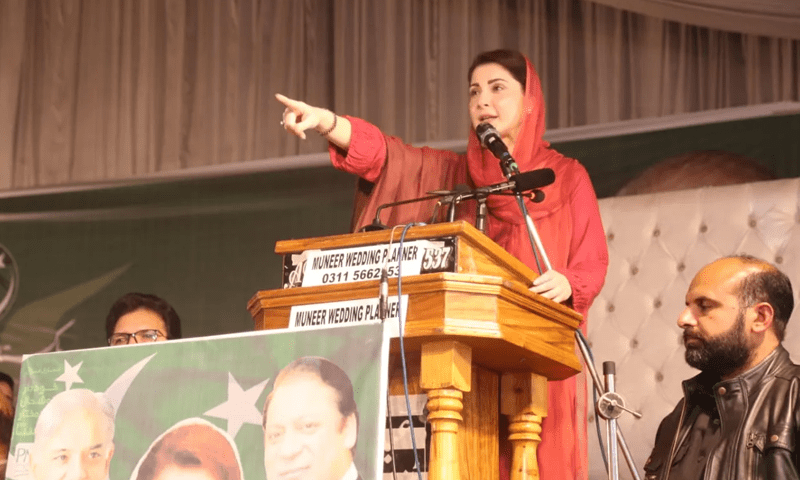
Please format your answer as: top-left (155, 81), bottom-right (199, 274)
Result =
top-left (475, 123), bottom-right (500, 148)
top-left (513, 168), bottom-right (555, 192)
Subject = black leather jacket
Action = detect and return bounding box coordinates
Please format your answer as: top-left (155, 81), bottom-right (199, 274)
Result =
top-left (644, 345), bottom-right (800, 480)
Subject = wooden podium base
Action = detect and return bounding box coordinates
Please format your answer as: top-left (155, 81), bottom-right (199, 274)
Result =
top-left (388, 348), bottom-right (499, 480)
top-left (249, 222), bottom-right (578, 480)
top-left (389, 342), bottom-right (549, 480)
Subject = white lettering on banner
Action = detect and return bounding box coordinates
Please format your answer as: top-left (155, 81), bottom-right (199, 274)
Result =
top-left (8, 442), bottom-right (32, 480)
top-left (289, 296), bottom-right (408, 337)
top-left (300, 240), bottom-right (449, 288)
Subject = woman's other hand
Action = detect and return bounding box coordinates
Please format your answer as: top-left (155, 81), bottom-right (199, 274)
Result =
top-left (530, 269), bottom-right (572, 303)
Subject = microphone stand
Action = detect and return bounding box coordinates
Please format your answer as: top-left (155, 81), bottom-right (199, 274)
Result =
top-left (497, 153), bottom-right (642, 480)
top-left (498, 159), bottom-right (551, 273)
top-left (445, 173), bottom-right (548, 234)
top-left (444, 190), bottom-right (484, 218)
top-left (365, 191), bottom-right (461, 232)
top-left (576, 338), bottom-right (642, 480)
top-left (445, 190), bottom-right (489, 233)
top-left (475, 196), bottom-right (488, 233)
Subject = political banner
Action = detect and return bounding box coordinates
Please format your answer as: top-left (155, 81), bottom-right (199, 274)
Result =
top-left (6, 322), bottom-right (390, 480)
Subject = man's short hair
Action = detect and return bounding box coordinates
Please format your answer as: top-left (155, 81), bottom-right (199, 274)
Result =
top-left (33, 389), bottom-right (115, 457)
top-left (105, 292), bottom-right (182, 340)
top-left (262, 357), bottom-right (359, 431)
top-left (728, 254), bottom-right (795, 341)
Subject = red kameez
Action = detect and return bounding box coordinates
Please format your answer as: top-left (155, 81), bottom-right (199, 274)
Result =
top-left (328, 58), bottom-right (608, 480)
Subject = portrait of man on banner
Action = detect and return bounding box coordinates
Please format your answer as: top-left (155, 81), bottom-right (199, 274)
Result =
top-left (29, 389), bottom-right (116, 480)
top-left (262, 356), bottom-right (362, 480)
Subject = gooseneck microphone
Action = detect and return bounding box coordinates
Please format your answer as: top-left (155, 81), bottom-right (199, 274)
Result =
top-left (476, 122), bottom-right (520, 178)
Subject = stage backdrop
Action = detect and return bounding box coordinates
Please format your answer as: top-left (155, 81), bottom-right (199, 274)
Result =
top-left (6, 322), bottom-right (390, 480)
top-left (0, 109), bottom-right (798, 381)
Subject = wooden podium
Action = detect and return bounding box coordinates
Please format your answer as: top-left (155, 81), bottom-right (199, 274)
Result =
top-left (248, 221), bottom-right (582, 480)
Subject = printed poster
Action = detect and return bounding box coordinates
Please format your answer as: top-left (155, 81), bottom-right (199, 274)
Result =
top-left (6, 322), bottom-right (390, 480)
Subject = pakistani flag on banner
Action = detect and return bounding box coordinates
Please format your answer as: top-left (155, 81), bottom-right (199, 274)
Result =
top-left (6, 322), bottom-right (390, 480)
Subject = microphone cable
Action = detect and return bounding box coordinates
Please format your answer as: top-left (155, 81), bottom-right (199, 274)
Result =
top-left (380, 226), bottom-right (404, 321)
top-left (383, 226), bottom-right (404, 480)
top-left (386, 391), bottom-right (399, 480)
top-left (577, 329), bottom-right (609, 472)
top-left (396, 222), bottom-right (426, 480)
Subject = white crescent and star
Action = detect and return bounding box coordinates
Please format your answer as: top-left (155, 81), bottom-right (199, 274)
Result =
top-left (55, 359), bottom-right (84, 390)
top-left (52, 353), bottom-right (269, 440)
top-left (204, 373), bottom-right (270, 439)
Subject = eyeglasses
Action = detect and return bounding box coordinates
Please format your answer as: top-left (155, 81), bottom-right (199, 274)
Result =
top-left (108, 329), bottom-right (166, 346)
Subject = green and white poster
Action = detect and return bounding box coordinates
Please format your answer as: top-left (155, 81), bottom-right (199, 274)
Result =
top-left (5, 322), bottom-right (390, 480)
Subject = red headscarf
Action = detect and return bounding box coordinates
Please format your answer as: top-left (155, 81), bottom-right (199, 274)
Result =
top-left (465, 56), bottom-right (568, 223)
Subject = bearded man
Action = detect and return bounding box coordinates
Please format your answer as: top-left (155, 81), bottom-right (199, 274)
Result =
top-left (644, 254), bottom-right (800, 480)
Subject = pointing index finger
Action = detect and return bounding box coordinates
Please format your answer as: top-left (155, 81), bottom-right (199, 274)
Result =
top-left (275, 93), bottom-right (304, 112)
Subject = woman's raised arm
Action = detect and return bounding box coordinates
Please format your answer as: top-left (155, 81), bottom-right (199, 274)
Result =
top-left (275, 93), bottom-right (353, 151)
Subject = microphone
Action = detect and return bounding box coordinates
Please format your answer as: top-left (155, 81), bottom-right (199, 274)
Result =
top-left (470, 168), bottom-right (554, 197)
top-left (476, 123), bottom-right (520, 177)
top-left (448, 168), bottom-right (554, 227)
top-left (509, 168), bottom-right (555, 193)
top-left (441, 184), bottom-right (470, 222)
top-left (365, 191), bottom-right (461, 232)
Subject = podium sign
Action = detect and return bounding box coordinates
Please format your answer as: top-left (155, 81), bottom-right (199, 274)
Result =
top-left (283, 237), bottom-right (457, 288)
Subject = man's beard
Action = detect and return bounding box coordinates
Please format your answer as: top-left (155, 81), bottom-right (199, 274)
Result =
top-left (683, 309), bottom-right (753, 377)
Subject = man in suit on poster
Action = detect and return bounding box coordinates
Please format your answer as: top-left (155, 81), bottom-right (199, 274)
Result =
top-left (262, 356), bottom-right (361, 480)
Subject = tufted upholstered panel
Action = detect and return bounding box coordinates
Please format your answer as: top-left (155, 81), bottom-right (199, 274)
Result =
top-left (586, 177), bottom-right (800, 479)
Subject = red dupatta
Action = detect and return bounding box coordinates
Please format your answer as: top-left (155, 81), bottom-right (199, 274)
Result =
top-left (465, 57), bottom-right (574, 276)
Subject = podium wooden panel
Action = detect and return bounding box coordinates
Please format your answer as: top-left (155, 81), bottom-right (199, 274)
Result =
top-left (248, 221), bottom-right (582, 480)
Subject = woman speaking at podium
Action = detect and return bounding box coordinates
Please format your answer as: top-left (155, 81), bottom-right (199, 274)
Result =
top-left (277, 49), bottom-right (608, 480)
